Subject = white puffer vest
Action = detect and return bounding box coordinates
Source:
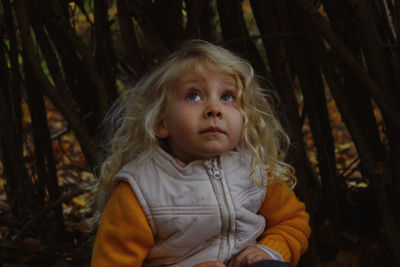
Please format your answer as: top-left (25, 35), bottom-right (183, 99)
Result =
top-left (115, 147), bottom-right (267, 266)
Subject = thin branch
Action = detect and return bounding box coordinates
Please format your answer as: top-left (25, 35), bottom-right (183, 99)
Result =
top-left (339, 156), bottom-right (360, 177)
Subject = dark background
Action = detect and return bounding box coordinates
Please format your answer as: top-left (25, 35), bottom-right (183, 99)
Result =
top-left (0, 0), bottom-right (399, 266)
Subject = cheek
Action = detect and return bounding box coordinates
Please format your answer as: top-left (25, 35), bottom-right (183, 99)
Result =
top-left (230, 111), bottom-right (244, 141)
top-left (237, 109), bottom-right (246, 137)
top-left (236, 120), bottom-right (244, 140)
top-left (167, 110), bottom-right (196, 136)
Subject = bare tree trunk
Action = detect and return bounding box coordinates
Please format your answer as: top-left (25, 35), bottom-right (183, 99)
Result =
top-left (389, 0), bottom-right (400, 81)
top-left (200, 0), bottom-right (218, 42)
top-left (24, 59), bottom-right (65, 244)
top-left (117, 0), bottom-right (147, 79)
top-left (0, 24), bottom-right (38, 221)
top-left (216, 0), bottom-right (268, 78)
top-left (185, 0), bottom-right (206, 39)
top-left (151, 0), bottom-right (184, 48)
top-left (125, 0), bottom-right (169, 62)
top-left (94, 0), bottom-right (118, 103)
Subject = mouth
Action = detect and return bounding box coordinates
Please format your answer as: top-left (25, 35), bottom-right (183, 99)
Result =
top-left (200, 126), bottom-right (225, 134)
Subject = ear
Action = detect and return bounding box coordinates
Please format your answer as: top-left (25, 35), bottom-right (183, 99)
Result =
top-left (154, 117), bottom-right (170, 138)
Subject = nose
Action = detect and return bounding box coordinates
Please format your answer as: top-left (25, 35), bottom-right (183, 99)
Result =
top-left (204, 101), bottom-right (222, 119)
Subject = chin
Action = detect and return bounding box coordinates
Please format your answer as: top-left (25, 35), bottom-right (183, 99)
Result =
top-left (199, 149), bottom-right (229, 158)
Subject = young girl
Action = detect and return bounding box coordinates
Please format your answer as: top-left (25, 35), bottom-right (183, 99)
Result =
top-left (90, 40), bottom-right (310, 267)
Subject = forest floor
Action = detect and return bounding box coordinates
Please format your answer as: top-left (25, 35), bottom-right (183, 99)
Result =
top-left (0, 91), bottom-right (392, 266)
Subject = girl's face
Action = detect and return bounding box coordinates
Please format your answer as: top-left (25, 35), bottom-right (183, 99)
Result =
top-left (156, 63), bottom-right (243, 163)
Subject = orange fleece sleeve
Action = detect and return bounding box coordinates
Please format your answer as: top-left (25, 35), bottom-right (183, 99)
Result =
top-left (91, 182), bottom-right (154, 267)
top-left (257, 182), bottom-right (311, 265)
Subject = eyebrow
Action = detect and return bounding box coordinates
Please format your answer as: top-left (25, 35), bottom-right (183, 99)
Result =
top-left (178, 74), bottom-right (237, 86)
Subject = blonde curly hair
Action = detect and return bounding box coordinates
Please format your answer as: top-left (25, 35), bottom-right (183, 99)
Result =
top-left (91, 40), bottom-right (295, 226)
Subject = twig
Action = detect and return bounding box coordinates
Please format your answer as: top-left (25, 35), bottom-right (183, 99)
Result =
top-left (339, 156), bottom-right (360, 177)
top-left (50, 111), bottom-right (93, 140)
top-left (51, 127), bottom-right (70, 140)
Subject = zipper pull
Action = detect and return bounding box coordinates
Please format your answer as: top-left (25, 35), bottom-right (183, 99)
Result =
top-left (211, 158), bottom-right (222, 179)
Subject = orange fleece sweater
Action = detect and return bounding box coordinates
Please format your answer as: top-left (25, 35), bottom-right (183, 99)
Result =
top-left (91, 182), bottom-right (310, 266)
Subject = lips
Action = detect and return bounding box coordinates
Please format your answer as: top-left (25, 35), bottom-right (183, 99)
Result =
top-left (200, 126), bottom-right (225, 134)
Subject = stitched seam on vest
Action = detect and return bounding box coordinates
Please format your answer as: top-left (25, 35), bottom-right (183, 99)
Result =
top-left (151, 208), bottom-right (218, 216)
top-left (235, 186), bottom-right (265, 206)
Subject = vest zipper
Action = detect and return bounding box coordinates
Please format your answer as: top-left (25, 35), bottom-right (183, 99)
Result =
top-left (211, 158), bottom-right (222, 179)
top-left (210, 158), bottom-right (232, 262)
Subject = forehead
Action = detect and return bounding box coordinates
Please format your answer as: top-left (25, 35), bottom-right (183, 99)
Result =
top-left (173, 62), bottom-right (237, 86)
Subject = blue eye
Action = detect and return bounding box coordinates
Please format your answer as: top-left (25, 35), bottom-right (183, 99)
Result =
top-left (220, 93), bottom-right (235, 102)
top-left (186, 91), bottom-right (201, 101)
